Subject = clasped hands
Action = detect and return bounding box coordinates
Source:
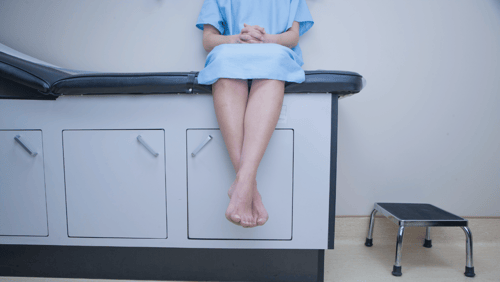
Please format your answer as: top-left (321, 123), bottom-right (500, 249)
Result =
top-left (237, 23), bottom-right (268, 44)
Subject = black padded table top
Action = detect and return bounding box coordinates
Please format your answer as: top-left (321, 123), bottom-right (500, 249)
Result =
top-left (0, 50), bottom-right (364, 100)
top-left (375, 203), bottom-right (467, 227)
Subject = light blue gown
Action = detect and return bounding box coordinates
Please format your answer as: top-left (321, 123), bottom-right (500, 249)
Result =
top-left (195, 0), bottom-right (314, 85)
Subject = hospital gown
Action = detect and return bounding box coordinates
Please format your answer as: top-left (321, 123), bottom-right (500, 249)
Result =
top-left (195, 0), bottom-right (314, 85)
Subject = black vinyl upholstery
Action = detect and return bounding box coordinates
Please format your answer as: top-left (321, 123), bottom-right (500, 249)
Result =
top-left (0, 51), bottom-right (364, 100)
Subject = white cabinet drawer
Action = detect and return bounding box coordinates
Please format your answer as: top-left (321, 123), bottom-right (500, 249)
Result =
top-left (0, 130), bottom-right (48, 236)
top-left (63, 130), bottom-right (167, 238)
top-left (187, 129), bottom-right (293, 240)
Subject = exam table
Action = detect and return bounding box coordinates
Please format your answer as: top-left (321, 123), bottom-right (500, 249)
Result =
top-left (0, 43), bottom-right (364, 282)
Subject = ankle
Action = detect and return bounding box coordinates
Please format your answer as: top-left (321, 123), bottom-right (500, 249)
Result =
top-left (235, 171), bottom-right (256, 184)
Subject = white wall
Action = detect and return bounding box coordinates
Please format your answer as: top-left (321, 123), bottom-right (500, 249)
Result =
top-left (1, 0), bottom-right (499, 216)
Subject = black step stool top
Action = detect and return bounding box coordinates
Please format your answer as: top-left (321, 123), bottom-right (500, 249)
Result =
top-left (375, 203), bottom-right (467, 227)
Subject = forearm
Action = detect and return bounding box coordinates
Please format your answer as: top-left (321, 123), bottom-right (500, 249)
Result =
top-left (203, 33), bottom-right (239, 53)
top-left (263, 31), bottom-right (299, 49)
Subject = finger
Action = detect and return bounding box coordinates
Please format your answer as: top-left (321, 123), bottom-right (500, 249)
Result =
top-left (255, 25), bottom-right (265, 34)
top-left (239, 35), bottom-right (254, 43)
top-left (247, 25), bottom-right (264, 34)
top-left (243, 31), bottom-right (259, 41)
top-left (244, 23), bottom-right (248, 27)
top-left (240, 36), bottom-right (258, 44)
top-left (242, 29), bottom-right (263, 41)
top-left (242, 34), bottom-right (261, 42)
top-left (250, 31), bottom-right (264, 41)
top-left (242, 25), bottom-right (264, 35)
top-left (240, 34), bottom-right (251, 41)
top-left (241, 26), bottom-right (257, 34)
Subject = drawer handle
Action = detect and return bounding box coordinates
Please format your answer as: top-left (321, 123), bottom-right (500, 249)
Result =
top-left (14, 135), bottom-right (38, 156)
top-left (137, 135), bottom-right (159, 157)
top-left (191, 135), bottom-right (213, 157)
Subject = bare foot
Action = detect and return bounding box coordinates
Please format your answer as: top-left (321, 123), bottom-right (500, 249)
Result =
top-left (225, 177), bottom-right (256, 227)
top-left (228, 180), bottom-right (268, 226)
top-left (228, 181), bottom-right (236, 199)
top-left (226, 182), bottom-right (241, 227)
top-left (252, 188), bottom-right (269, 226)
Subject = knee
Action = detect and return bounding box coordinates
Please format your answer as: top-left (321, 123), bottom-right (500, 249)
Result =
top-left (250, 79), bottom-right (285, 94)
top-left (251, 79), bottom-right (285, 87)
top-left (214, 78), bottom-right (247, 89)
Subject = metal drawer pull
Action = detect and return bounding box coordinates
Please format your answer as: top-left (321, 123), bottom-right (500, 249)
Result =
top-left (14, 135), bottom-right (38, 156)
top-left (192, 135), bottom-right (213, 157)
top-left (137, 135), bottom-right (159, 157)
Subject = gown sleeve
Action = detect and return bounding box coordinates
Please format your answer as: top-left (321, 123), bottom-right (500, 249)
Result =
top-left (287, 0), bottom-right (314, 36)
top-left (195, 0), bottom-right (225, 35)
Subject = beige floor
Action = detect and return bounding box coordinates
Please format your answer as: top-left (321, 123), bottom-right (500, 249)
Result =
top-left (1, 216), bottom-right (498, 282)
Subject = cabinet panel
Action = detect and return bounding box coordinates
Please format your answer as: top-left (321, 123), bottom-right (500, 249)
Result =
top-left (0, 130), bottom-right (48, 236)
top-left (187, 129), bottom-right (293, 240)
top-left (63, 130), bottom-right (167, 238)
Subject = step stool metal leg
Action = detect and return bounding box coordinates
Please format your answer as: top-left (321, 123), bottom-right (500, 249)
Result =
top-left (392, 225), bottom-right (405, 276)
top-left (423, 227), bottom-right (432, 248)
top-left (365, 209), bottom-right (377, 247)
top-left (461, 226), bottom-right (475, 277)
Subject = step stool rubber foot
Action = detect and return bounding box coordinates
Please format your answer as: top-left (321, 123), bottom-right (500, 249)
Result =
top-left (392, 265), bottom-right (402, 276)
top-left (423, 239), bottom-right (432, 248)
top-left (464, 266), bottom-right (475, 277)
top-left (365, 238), bottom-right (373, 247)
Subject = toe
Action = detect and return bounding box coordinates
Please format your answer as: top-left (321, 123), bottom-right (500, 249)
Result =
top-left (251, 217), bottom-right (258, 227)
top-left (240, 219), bottom-right (250, 228)
top-left (230, 213), bottom-right (241, 224)
top-left (225, 210), bottom-right (232, 221)
top-left (257, 216), bottom-right (268, 225)
top-left (225, 214), bottom-right (240, 226)
top-left (241, 216), bottom-right (256, 228)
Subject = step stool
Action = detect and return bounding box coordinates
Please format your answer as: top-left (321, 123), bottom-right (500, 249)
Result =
top-left (364, 203), bottom-right (475, 277)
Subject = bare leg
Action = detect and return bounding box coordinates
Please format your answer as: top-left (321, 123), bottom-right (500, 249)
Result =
top-left (226, 79), bottom-right (285, 227)
top-left (212, 78), bottom-right (249, 226)
top-left (212, 78), bottom-right (248, 174)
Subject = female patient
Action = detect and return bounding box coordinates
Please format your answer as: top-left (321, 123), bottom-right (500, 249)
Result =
top-left (196, 0), bottom-right (313, 228)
